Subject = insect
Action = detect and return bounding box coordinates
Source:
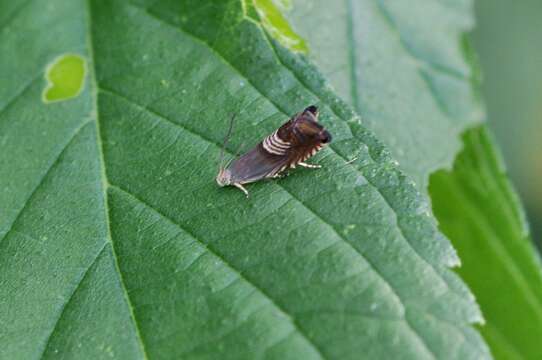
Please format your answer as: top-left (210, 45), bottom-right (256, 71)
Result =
top-left (216, 105), bottom-right (332, 197)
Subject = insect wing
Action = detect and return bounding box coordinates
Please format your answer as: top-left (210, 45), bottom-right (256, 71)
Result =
top-left (227, 145), bottom-right (289, 184)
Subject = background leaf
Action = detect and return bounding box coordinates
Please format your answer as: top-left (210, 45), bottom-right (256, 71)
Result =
top-left (0, 0), bottom-right (488, 359)
top-left (286, 0), bottom-right (483, 190)
top-left (430, 128), bottom-right (542, 359)
top-left (286, 0), bottom-right (542, 358)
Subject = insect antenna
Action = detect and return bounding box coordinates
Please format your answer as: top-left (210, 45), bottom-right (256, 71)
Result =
top-left (217, 113), bottom-right (237, 173)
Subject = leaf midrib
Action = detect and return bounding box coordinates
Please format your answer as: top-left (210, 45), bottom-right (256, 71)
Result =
top-left (83, 0), bottom-right (149, 358)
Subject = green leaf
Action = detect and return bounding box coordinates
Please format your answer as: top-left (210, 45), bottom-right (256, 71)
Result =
top-left (0, 0), bottom-right (487, 359)
top-left (286, 0), bottom-right (542, 358)
top-left (430, 127), bottom-right (542, 359)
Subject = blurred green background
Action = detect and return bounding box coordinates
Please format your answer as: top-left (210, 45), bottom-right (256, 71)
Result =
top-left (473, 0), bottom-right (542, 248)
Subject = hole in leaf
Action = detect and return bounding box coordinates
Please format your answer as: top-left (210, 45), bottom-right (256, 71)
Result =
top-left (42, 54), bottom-right (86, 103)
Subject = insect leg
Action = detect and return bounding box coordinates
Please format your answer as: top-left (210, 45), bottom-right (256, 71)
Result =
top-left (344, 157), bottom-right (358, 165)
top-left (233, 183), bottom-right (249, 197)
top-left (298, 162), bottom-right (322, 169)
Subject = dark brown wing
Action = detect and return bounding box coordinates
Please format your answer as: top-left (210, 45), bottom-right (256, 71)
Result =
top-left (227, 144), bottom-right (289, 184)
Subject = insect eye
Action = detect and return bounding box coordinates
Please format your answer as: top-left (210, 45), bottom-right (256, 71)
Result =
top-left (320, 130), bottom-right (332, 143)
top-left (305, 105), bottom-right (318, 115)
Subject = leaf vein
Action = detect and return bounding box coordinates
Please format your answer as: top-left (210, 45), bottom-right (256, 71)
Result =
top-left (373, 0), bottom-right (469, 80)
top-left (0, 0), bottom-right (34, 33)
top-left (0, 74), bottom-right (41, 117)
top-left (0, 119), bottom-right (92, 248)
top-left (372, 0), bottom-right (465, 120)
top-left (38, 243), bottom-right (108, 359)
top-left (84, 1), bottom-right (149, 358)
